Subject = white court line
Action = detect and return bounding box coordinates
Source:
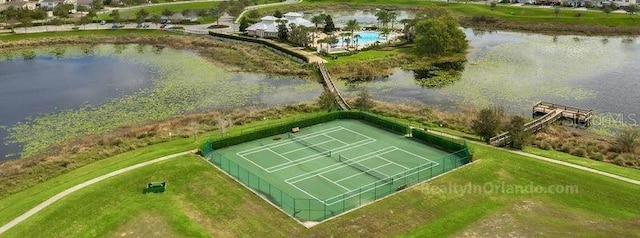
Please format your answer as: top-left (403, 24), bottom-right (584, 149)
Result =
top-left (333, 162), bottom-right (392, 183)
top-left (237, 126), bottom-right (345, 156)
top-left (319, 174), bottom-right (351, 191)
top-left (324, 162), bottom-right (440, 205)
top-left (323, 134), bottom-right (349, 145)
top-left (280, 138), bottom-right (337, 156)
top-left (338, 126), bottom-right (376, 141)
top-left (266, 138), bottom-right (376, 173)
top-left (285, 147), bottom-right (396, 183)
top-left (288, 182), bottom-right (326, 204)
top-left (268, 148), bottom-right (292, 162)
top-left (392, 147), bottom-right (440, 166)
top-left (376, 155), bottom-right (410, 170)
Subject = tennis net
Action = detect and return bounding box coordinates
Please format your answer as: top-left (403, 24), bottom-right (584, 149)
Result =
top-left (289, 133), bottom-right (331, 157)
top-left (338, 155), bottom-right (392, 183)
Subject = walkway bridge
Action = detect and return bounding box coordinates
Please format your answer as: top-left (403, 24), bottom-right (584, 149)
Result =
top-left (489, 102), bottom-right (592, 147)
top-left (318, 63), bottom-right (350, 110)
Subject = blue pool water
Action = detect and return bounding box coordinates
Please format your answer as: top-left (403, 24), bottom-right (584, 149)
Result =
top-left (336, 31), bottom-right (396, 46)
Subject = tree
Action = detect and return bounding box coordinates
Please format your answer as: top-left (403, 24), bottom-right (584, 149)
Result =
top-left (136, 8), bottom-right (149, 21)
top-left (490, 1), bottom-right (497, 10)
top-left (182, 9), bottom-right (193, 18)
top-left (311, 14), bottom-right (325, 30)
top-left (472, 108), bottom-right (503, 143)
top-left (380, 27), bottom-right (392, 42)
top-left (288, 24), bottom-right (311, 47)
top-left (507, 116), bottom-right (530, 149)
top-left (111, 10), bottom-right (122, 23)
top-left (246, 10), bottom-right (260, 20)
top-left (388, 11), bottom-right (398, 29)
top-left (603, 5), bottom-right (612, 17)
top-left (375, 9), bottom-right (390, 27)
top-left (277, 20), bottom-right (288, 41)
top-left (353, 33), bottom-right (362, 49)
top-left (323, 14), bottom-right (335, 33)
top-left (19, 16), bottom-right (32, 34)
top-left (344, 19), bottom-right (360, 36)
top-left (209, 6), bottom-right (224, 25)
top-left (161, 8), bottom-right (173, 18)
top-left (414, 16), bottom-right (467, 57)
top-left (554, 7), bottom-right (560, 18)
top-left (91, 0), bottom-right (103, 10)
top-left (274, 10), bottom-right (283, 18)
top-left (151, 14), bottom-right (162, 28)
top-left (616, 126), bottom-right (640, 153)
top-left (239, 17), bottom-right (250, 32)
top-left (77, 15), bottom-right (92, 30)
top-left (317, 90), bottom-right (337, 112)
top-left (54, 4), bottom-right (74, 18)
top-left (626, 4), bottom-right (638, 18)
top-left (50, 18), bottom-right (63, 31)
top-left (354, 87), bottom-right (374, 111)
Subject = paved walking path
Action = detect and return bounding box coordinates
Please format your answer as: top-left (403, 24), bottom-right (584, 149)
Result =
top-left (0, 150), bottom-right (197, 236)
top-left (427, 130), bottom-right (640, 186)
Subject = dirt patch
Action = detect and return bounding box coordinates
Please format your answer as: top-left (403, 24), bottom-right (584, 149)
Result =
top-left (109, 212), bottom-right (181, 238)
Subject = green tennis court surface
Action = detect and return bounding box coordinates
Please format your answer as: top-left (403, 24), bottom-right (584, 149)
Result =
top-left (207, 119), bottom-right (469, 223)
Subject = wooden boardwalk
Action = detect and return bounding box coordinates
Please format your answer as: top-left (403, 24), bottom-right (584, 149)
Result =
top-left (318, 63), bottom-right (350, 110)
top-left (489, 102), bottom-right (592, 147)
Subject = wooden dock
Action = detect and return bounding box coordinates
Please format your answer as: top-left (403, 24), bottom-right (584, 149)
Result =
top-left (532, 101), bottom-right (592, 126)
top-left (318, 63), bottom-right (350, 111)
top-left (489, 102), bottom-right (592, 147)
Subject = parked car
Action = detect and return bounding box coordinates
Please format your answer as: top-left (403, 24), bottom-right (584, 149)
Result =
top-left (111, 24), bottom-right (118, 29)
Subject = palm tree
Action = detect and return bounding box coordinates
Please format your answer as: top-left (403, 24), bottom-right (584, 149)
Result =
top-left (388, 11), bottom-right (398, 29)
top-left (353, 33), bottom-right (362, 50)
top-left (380, 27), bottom-right (392, 43)
top-left (345, 19), bottom-right (360, 36)
top-left (375, 9), bottom-right (390, 28)
top-left (311, 14), bottom-right (325, 30)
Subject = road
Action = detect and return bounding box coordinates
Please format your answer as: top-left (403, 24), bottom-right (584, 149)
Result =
top-left (0, 150), bottom-right (197, 236)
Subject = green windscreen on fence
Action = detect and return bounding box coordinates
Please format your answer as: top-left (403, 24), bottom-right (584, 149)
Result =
top-left (202, 111), bottom-right (471, 222)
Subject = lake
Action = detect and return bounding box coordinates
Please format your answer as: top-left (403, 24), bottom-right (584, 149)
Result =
top-left (337, 29), bottom-right (640, 129)
top-left (0, 45), bottom-right (322, 160)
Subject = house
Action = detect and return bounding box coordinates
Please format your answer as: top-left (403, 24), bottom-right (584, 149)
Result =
top-left (602, 0), bottom-right (637, 6)
top-left (0, 0), bottom-right (37, 10)
top-left (246, 12), bottom-right (314, 38)
top-left (39, 0), bottom-right (75, 9)
top-left (76, 0), bottom-right (92, 9)
top-left (246, 16), bottom-right (280, 38)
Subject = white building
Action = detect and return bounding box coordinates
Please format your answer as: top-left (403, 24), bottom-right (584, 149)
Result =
top-left (246, 12), bottom-right (314, 38)
top-left (603, 0), bottom-right (637, 6)
top-left (0, 0), bottom-right (38, 10)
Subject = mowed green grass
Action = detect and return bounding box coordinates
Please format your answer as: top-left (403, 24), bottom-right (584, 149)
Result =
top-left (2, 132), bottom-right (640, 236)
top-left (0, 29), bottom-right (180, 41)
top-left (272, 0), bottom-right (640, 27)
top-left (325, 49), bottom-right (401, 67)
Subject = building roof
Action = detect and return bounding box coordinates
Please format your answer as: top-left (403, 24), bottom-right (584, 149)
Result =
top-left (260, 16), bottom-right (279, 21)
top-left (283, 12), bottom-right (303, 18)
top-left (246, 21), bottom-right (279, 33)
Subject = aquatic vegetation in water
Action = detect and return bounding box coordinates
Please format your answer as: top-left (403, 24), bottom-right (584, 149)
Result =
top-left (3, 44), bottom-right (320, 157)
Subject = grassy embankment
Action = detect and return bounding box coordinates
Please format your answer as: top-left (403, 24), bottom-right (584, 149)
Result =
top-left (0, 29), bottom-right (178, 41)
top-left (1, 112), bottom-right (639, 236)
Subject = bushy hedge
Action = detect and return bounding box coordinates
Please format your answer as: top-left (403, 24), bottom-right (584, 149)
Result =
top-left (202, 111), bottom-right (411, 154)
top-left (411, 128), bottom-right (468, 154)
top-left (208, 31), bottom-right (309, 63)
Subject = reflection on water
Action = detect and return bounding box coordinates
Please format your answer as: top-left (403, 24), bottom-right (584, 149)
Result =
top-left (0, 45), bottom-right (321, 160)
top-left (338, 29), bottom-right (640, 123)
top-left (304, 9), bottom-right (414, 28)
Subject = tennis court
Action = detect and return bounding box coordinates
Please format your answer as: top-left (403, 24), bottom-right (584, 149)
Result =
top-left (207, 119), bottom-right (469, 223)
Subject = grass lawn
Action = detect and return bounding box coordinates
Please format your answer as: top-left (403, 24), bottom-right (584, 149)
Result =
top-left (325, 49), bottom-right (401, 68)
top-left (0, 112), bottom-right (328, 227)
top-left (2, 135), bottom-right (640, 237)
top-left (0, 29), bottom-right (180, 41)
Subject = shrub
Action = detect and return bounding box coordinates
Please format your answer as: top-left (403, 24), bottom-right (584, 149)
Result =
top-left (570, 148), bottom-right (587, 157)
top-left (591, 153), bottom-right (605, 161)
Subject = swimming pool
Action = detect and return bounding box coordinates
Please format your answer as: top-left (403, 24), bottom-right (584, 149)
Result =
top-left (336, 31), bottom-right (397, 47)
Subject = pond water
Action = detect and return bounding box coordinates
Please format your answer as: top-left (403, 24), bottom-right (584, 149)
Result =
top-left (337, 29), bottom-right (640, 127)
top-left (0, 45), bottom-right (322, 160)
